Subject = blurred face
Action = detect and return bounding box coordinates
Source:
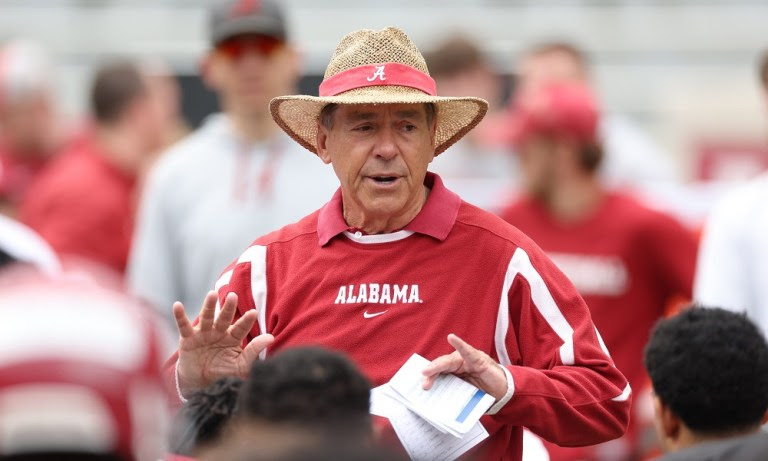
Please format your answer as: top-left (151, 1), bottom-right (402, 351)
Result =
top-left (206, 34), bottom-right (297, 117)
top-left (517, 135), bottom-right (557, 199)
top-left (435, 66), bottom-right (500, 108)
top-left (0, 93), bottom-right (55, 157)
top-left (316, 103), bottom-right (436, 224)
top-left (129, 79), bottom-right (168, 155)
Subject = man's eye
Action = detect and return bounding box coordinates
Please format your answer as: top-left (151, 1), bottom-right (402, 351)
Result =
top-left (354, 125), bottom-right (373, 132)
top-left (403, 124), bottom-right (417, 132)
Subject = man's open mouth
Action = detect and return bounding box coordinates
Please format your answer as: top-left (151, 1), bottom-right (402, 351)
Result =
top-left (370, 176), bottom-right (399, 184)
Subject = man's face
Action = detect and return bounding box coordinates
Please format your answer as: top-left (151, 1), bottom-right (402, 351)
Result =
top-left (316, 103), bottom-right (436, 221)
top-left (0, 93), bottom-right (55, 156)
top-left (206, 34), bottom-right (297, 117)
top-left (518, 135), bottom-right (557, 199)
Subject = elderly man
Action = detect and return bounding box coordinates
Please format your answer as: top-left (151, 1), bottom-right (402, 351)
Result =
top-left (169, 28), bottom-right (630, 461)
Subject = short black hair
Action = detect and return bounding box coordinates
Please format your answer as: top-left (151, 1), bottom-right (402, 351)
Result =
top-left (90, 61), bottom-right (147, 124)
top-left (644, 306), bottom-right (768, 435)
top-left (171, 376), bottom-right (243, 455)
top-left (238, 347), bottom-right (371, 438)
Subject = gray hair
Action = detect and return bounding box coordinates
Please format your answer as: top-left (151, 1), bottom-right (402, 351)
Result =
top-left (319, 103), bottom-right (436, 130)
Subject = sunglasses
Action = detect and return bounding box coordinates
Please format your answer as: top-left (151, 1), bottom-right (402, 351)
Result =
top-left (215, 35), bottom-right (284, 60)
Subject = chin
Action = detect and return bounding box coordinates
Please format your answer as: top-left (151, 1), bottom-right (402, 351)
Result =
top-left (361, 196), bottom-right (408, 217)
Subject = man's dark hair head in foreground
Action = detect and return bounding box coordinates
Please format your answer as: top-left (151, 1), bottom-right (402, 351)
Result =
top-left (194, 348), bottom-right (373, 459)
top-left (237, 347), bottom-right (371, 436)
top-left (644, 306), bottom-right (768, 454)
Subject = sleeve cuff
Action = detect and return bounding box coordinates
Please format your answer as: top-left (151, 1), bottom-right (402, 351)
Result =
top-left (175, 360), bottom-right (189, 403)
top-left (486, 365), bottom-right (515, 415)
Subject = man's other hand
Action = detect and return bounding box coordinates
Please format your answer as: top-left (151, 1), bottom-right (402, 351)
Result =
top-left (174, 291), bottom-right (274, 396)
top-left (422, 333), bottom-right (507, 400)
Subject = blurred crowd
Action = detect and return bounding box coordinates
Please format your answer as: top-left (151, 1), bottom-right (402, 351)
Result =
top-left (1, 0), bottom-right (768, 460)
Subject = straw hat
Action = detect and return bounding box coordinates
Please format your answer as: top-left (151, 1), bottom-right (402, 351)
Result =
top-left (270, 27), bottom-right (488, 156)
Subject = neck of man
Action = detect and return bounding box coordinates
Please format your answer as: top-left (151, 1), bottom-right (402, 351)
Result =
top-left (671, 424), bottom-right (762, 452)
top-left (538, 171), bottom-right (604, 224)
top-left (228, 109), bottom-right (279, 143)
top-left (342, 184), bottom-right (430, 235)
top-left (96, 124), bottom-right (146, 176)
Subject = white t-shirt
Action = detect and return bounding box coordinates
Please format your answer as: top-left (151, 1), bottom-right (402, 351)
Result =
top-left (128, 114), bottom-right (338, 319)
top-left (694, 172), bottom-right (768, 332)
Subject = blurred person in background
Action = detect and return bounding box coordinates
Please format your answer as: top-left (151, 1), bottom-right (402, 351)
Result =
top-left (0, 40), bottom-right (68, 217)
top-left (19, 61), bottom-right (165, 277)
top-left (645, 307), bottom-right (768, 461)
top-left (424, 33), bottom-right (517, 211)
top-left (694, 50), bottom-right (768, 335)
top-left (142, 59), bottom-right (190, 153)
top-left (197, 347), bottom-right (373, 460)
top-left (513, 41), bottom-right (675, 189)
top-left (499, 82), bottom-right (697, 461)
top-left (128, 0), bottom-right (337, 321)
top-left (0, 274), bottom-right (169, 461)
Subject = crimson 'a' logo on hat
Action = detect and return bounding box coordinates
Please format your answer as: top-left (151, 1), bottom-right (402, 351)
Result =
top-left (230, 0), bottom-right (260, 18)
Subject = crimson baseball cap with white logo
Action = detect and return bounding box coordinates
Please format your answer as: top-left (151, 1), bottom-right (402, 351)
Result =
top-left (507, 82), bottom-right (600, 147)
top-left (209, 0), bottom-right (287, 45)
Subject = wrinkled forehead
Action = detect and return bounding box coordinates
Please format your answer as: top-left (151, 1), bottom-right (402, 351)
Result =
top-left (335, 102), bottom-right (429, 122)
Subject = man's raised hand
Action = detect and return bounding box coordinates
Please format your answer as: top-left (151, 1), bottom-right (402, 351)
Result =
top-left (174, 291), bottom-right (274, 396)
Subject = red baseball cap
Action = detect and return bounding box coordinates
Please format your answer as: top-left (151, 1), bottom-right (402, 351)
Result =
top-left (507, 82), bottom-right (600, 148)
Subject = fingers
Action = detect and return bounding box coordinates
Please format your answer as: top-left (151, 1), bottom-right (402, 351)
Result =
top-left (421, 351), bottom-right (462, 389)
top-left (239, 333), bottom-right (275, 374)
top-left (198, 291), bottom-right (218, 331)
top-left (173, 302), bottom-right (194, 338)
top-left (447, 333), bottom-right (483, 367)
top-left (213, 292), bottom-right (239, 332)
top-left (228, 309), bottom-right (259, 342)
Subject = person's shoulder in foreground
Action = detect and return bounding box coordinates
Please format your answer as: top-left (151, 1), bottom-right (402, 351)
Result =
top-left (645, 306), bottom-right (768, 458)
top-left (658, 432), bottom-right (768, 461)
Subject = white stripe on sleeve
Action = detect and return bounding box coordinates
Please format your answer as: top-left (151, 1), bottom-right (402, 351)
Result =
top-left (238, 245), bottom-right (269, 360)
top-left (611, 383), bottom-right (632, 402)
top-left (495, 247), bottom-right (576, 366)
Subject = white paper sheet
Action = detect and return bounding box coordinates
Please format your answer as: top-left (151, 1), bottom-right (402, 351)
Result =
top-left (387, 354), bottom-right (496, 437)
top-left (371, 384), bottom-right (489, 461)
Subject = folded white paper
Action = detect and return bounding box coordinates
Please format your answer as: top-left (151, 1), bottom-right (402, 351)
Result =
top-left (388, 354), bottom-right (496, 437)
top-left (369, 353), bottom-right (495, 461)
top-left (373, 386), bottom-right (489, 461)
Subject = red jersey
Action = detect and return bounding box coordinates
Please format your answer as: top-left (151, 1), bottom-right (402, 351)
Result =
top-left (19, 136), bottom-right (136, 273)
top-left (500, 192), bottom-right (696, 459)
top-left (167, 173), bottom-right (630, 461)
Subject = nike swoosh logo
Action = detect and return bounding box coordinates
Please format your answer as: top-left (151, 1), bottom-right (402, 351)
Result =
top-left (363, 310), bottom-right (388, 319)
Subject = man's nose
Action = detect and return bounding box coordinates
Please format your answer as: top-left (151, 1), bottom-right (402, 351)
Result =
top-left (372, 127), bottom-right (399, 160)
top-left (237, 49), bottom-right (269, 69)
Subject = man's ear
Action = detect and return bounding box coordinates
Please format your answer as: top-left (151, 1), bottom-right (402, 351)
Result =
top-left (654, 395), bottom-right (681, 445)
top-left (316, 123), bottom-right (332, 165)
top-left (199, 52), bottom-right (218, 91)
